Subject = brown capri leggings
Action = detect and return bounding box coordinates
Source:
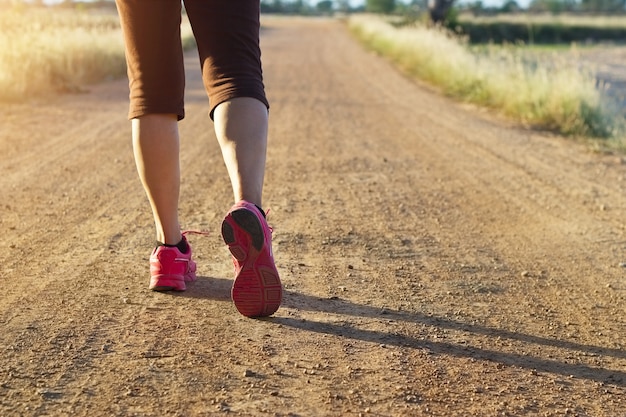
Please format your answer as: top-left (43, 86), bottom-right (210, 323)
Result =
top-left (115, 0), bottom-right (269, 121)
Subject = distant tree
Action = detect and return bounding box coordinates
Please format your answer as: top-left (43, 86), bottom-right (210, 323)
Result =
top-left (317, 0), bottom-right (333, 13)
top-left (428, 0), bottom-right (455, 23)
top-left (291, 0), bottom-right (306, 13)
top-left (366, 0), bottom-right (396, 13)
top-left (528, 0), bottom-right (578, 12)
top-left (260, 0), bottom-right (284, 13)
top-left (467, 0), bottom-right (484, 14)
top-left (500, 0), bottom-right (521, 12)
top-left (262, 0), bottom-right (318, 14)
top-left (580, 0), bottom-right (626, 11)
top-left (336, 0), bottom-right (351, 12)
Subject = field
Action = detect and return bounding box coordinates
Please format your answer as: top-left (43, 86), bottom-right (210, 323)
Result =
top-left (1, 12), bottom-right (625, 416)
top-left (457, 13), bottom-right (626, 118)
top-left (0, 6), bottom-right (194, 100)
top-left (3, 7), bottom-right (625, 146)
top-left (349, 14), bottom-right (626, 144)
top-left (0, 7), bottom-right (125, 99)
top-left (460, 13), bottom-right (626, 27)
top-left (455, 13), bottom-right (626, 44)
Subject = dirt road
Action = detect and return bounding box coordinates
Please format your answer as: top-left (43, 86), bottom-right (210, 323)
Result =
top-left (1, 17), bottom-right (625, 417)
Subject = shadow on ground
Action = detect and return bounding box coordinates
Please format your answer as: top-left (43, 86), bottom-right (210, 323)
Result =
top-left (174, 276), bottom-right (625, 387)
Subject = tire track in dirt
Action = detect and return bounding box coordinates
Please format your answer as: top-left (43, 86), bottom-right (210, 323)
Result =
top-left (261, 17), bottom-right (626, 414)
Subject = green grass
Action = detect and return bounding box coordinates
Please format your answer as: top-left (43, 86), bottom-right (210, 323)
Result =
top-left (348, 14), bottom-right (622, 142)
top-left (458, 13), bottom-right (626, 28)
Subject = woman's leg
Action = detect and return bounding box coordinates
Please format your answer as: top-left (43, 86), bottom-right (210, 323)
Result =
top-left (117, 0), bottom-right (195, 292)
top-left (184, 0), bottom-right (270, 208)
top-left (132, 114), bottom-right (182, 245)
top-left (213, 97), bottom-right (269, 208)
top-left (116, 0), bottom-right (186, 245)
top-left (185, 0), bottom-right (281, 316)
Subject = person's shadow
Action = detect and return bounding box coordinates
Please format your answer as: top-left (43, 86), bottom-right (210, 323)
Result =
top-left (173, 274), bottom-right (233, 302)
top-left (176, 276), bottom-right (626, 387)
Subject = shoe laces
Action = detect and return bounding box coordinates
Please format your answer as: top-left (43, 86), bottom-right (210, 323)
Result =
top-left (264, 209), bottom-right (274, 234)
top-left (182, 229), bottom-right (210, 238)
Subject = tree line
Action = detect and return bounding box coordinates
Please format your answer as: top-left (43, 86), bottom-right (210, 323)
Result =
top-left (261, 0), bottom-right (626, 14)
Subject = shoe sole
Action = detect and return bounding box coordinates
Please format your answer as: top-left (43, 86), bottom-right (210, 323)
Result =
top-left (222, 208), bottom-right (282, 318)
top-left (150, 275), bottom-right (186, 292)
top-left (150, 286), bottom-right (183, 292)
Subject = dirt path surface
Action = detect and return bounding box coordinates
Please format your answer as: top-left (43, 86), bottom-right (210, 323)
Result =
top-left (1, 17), bottom-right (625, 417)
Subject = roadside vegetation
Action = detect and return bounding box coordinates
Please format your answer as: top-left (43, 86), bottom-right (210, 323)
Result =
top-left (0, 5), bottom-right (194, 101)
top-left (454, 13), bottom-right (626, 44)
top-left (348, 14), bottom-right (622, 143)
top-left (3, 2), bottom-right (625, 147)
top-left (0, 7), bottom-right (125, 100)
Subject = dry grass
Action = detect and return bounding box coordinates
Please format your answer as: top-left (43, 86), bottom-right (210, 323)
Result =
top-left (0, 7), bottom-right (195, 101)
top-left (0, 8), bottom-right (125, 100)
top-left (348, 14), bottom-right (621, 140)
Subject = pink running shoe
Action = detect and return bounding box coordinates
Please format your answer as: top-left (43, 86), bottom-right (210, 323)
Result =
top-left (149, 234), bottom-right (197, 292)
top-left (221, 201), bottom-right (282, 317)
